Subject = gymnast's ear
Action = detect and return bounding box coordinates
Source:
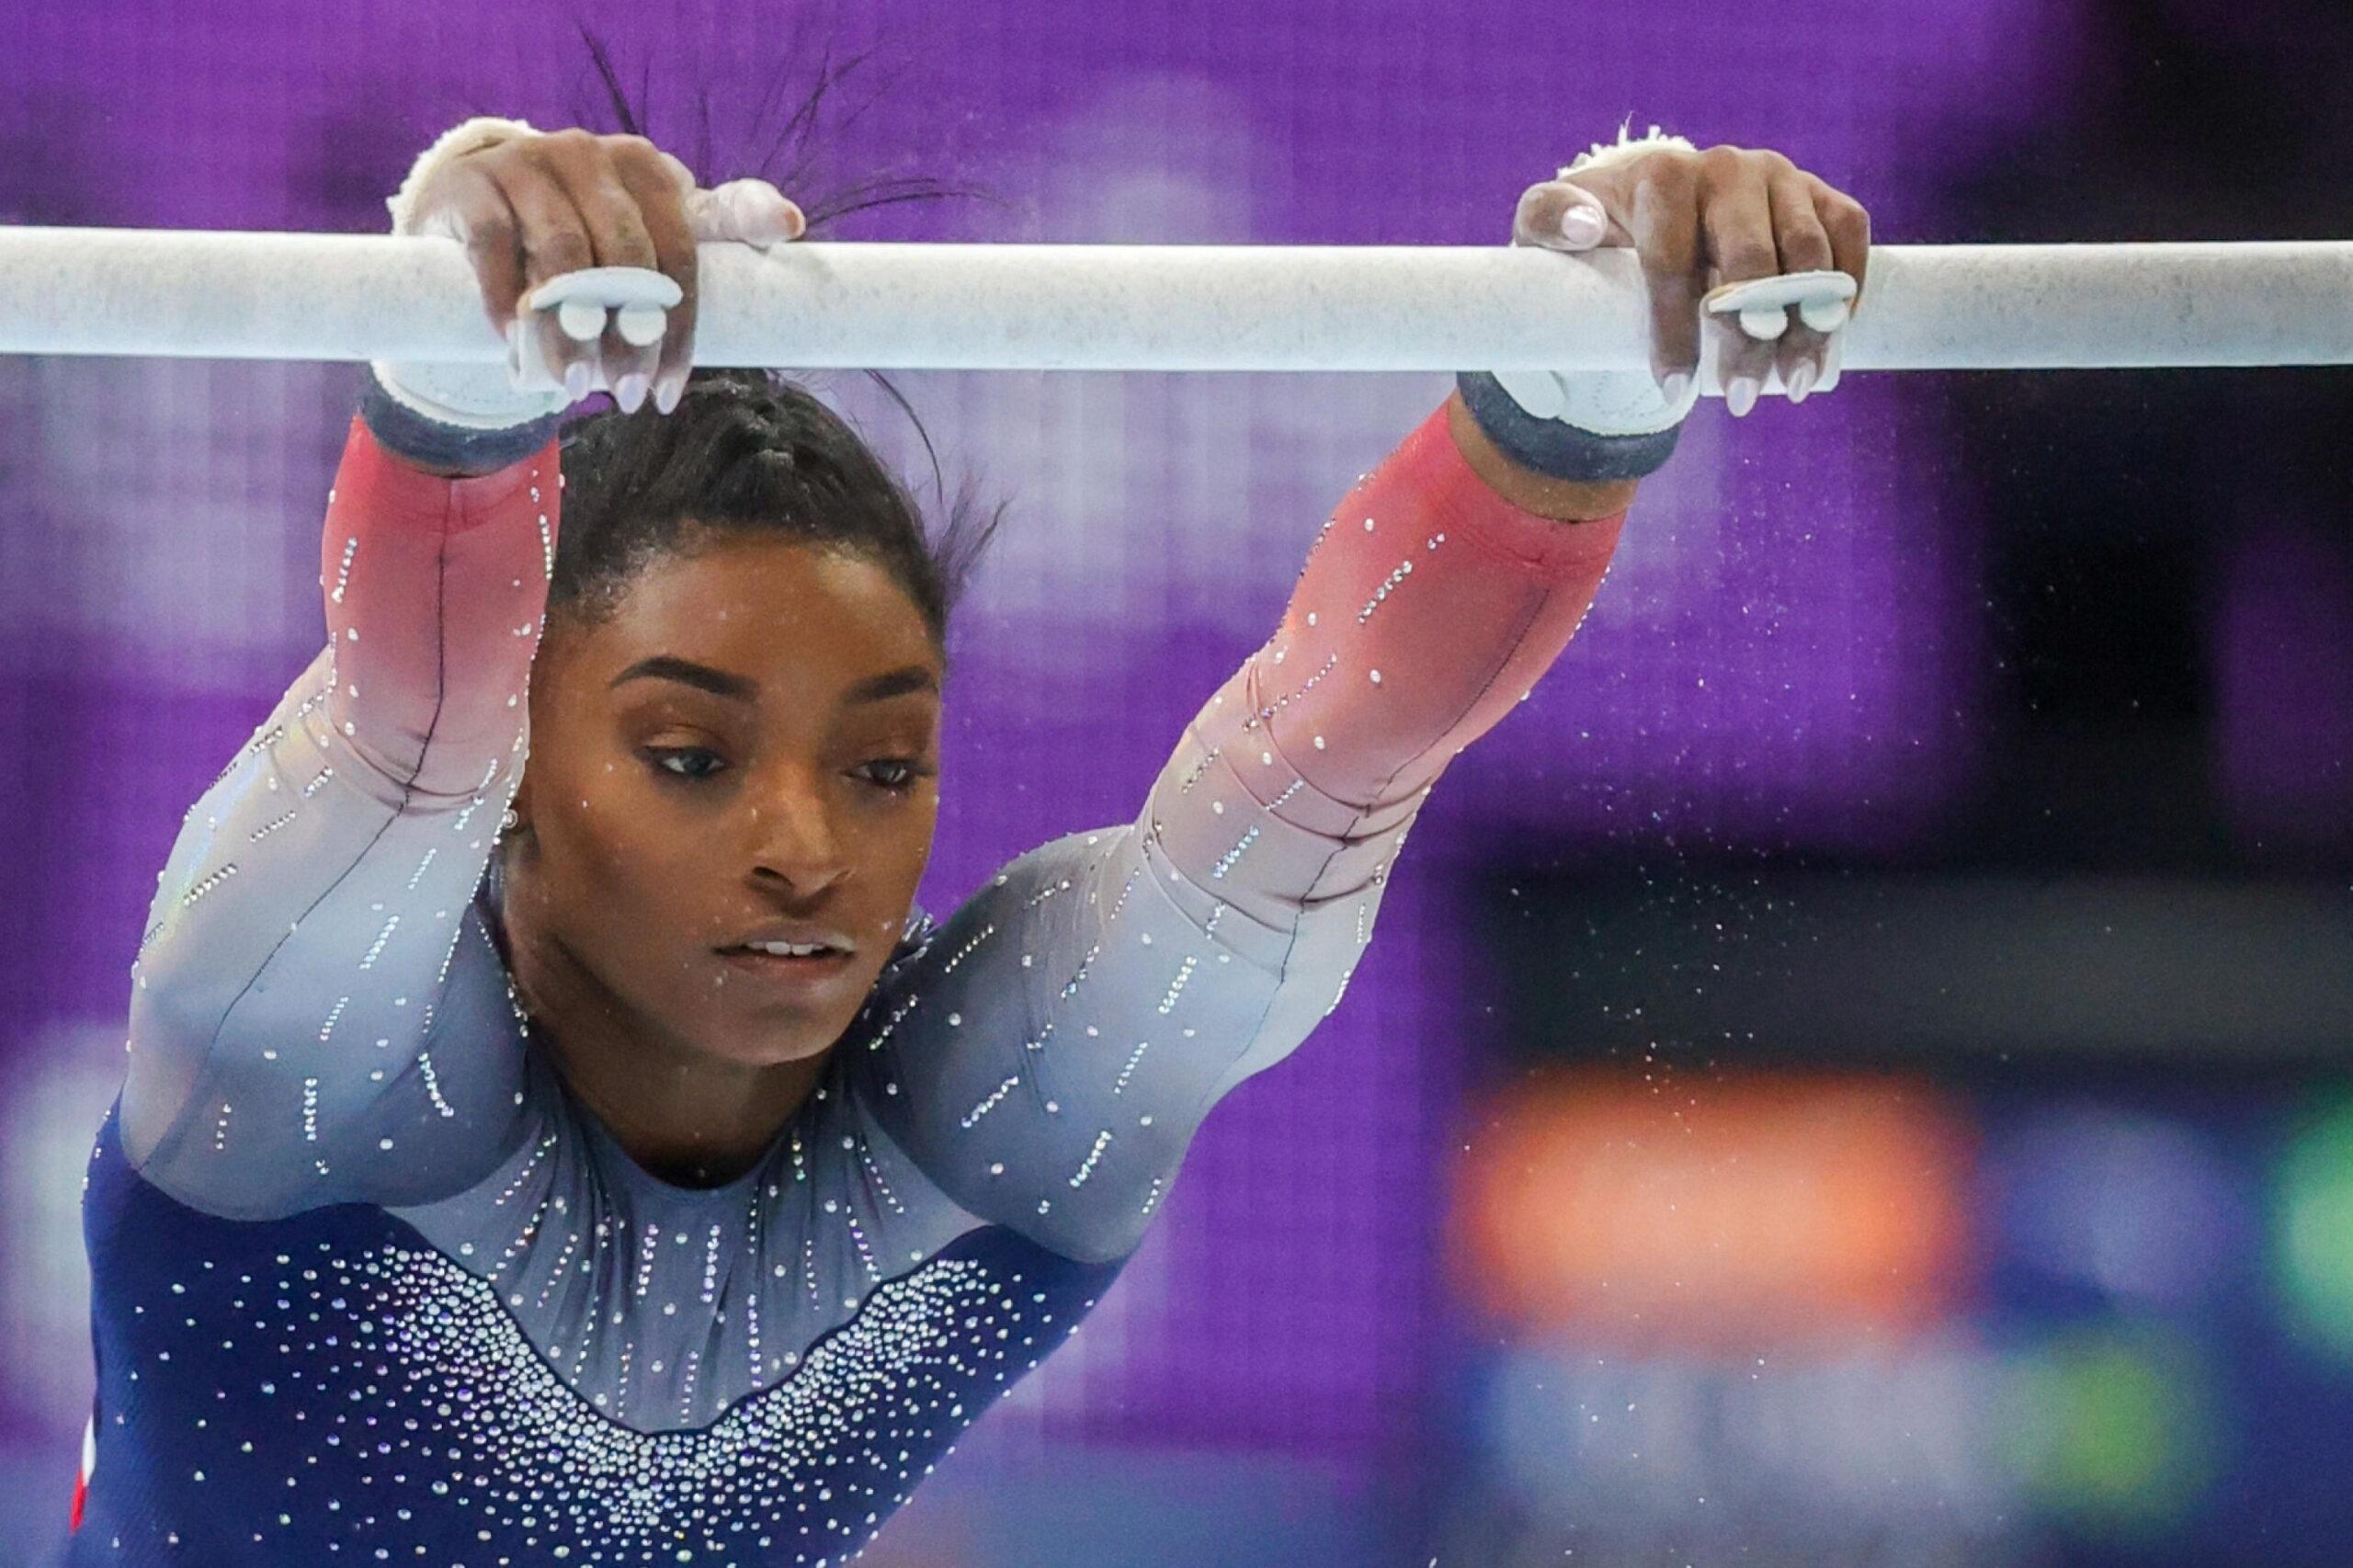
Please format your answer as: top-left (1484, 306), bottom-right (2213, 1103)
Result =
top-left (502, 760), bottom-right (536, 845)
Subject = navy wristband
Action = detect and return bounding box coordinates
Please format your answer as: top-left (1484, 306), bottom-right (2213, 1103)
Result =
top-left (359, 369), bottom-right (564, 477)
top-left (1453, 369), bottom-right (1683, 483)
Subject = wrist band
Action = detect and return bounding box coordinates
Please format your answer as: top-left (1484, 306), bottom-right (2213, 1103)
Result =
top-left (361, 366), bottom-right (562, 476)
top-left (1454, 369), bottom-right (1683, 483)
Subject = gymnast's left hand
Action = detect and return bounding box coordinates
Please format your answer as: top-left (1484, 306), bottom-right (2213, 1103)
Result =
top-left (1512, 140), bottom-right (1872, 417)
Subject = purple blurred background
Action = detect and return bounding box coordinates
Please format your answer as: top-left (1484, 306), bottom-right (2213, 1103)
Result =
top-left (3, 1), bottom-right (2349, 1563)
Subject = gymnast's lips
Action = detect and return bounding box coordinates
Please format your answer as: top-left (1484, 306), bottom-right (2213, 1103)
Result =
top-left (712, 937), bottom-right (859, 995)
top-left (717, 921), bottom-right (858, 956)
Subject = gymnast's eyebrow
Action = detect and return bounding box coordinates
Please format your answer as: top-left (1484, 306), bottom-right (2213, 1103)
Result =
top-left (608, 654), bottom-right (938, 707)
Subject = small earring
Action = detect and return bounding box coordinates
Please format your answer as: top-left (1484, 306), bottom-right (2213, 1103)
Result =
top-left (499, 807), bottom-right (519, 833)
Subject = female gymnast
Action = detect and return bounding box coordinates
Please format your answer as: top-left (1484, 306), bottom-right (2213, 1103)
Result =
top-left (68, 112), bottom-right (1869, 1562)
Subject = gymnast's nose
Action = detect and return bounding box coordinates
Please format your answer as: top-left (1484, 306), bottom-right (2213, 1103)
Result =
top-left (743, 767), bottom-right (851, 896)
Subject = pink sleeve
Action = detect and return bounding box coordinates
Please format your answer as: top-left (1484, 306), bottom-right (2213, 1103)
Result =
top-left (1150, 397), bottom-right (1624, 929)
top-left (321, 417), bottom-right (563, 803)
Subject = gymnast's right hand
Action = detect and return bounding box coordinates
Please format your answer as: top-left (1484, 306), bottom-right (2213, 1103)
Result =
top-left (373, 117), bottom-right (806, 425)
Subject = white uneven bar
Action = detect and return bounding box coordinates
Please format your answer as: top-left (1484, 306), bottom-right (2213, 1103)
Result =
top-left (0, 227), bottom-right (2347, 376)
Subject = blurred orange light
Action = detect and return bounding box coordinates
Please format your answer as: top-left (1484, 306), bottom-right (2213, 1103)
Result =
top-left (1452, 1069), bottom-right (1972, 1349)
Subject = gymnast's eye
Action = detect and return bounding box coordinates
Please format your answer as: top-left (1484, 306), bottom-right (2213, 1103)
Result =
top-left (860, 758), bottom-right (936, 794)
top-left (644, 746), bottom-right (725, 782)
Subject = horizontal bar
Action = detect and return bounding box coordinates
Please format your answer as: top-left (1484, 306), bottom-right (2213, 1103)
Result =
top-left (0, 227), bottom-right (2347, 377)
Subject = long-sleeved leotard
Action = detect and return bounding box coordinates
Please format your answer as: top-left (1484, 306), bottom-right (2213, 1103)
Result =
top-left (70, 397), bottom-right (1625, 1564)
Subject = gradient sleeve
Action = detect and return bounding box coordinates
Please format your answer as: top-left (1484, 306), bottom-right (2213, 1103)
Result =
top-left (117, 415), bottom-right (560, 1219)
top-left (861, 399), bottom-right (1627, 1261)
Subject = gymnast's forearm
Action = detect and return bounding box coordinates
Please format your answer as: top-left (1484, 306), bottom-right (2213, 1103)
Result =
top-left (321, 403), bottom-right (560, 801)
top-left (1255, 394), bottom-right (1623, 812)
top-left (1140, 395), bottom-right (1625, 923)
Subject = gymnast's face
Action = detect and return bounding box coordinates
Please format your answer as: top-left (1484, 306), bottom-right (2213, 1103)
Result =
top-left (500, 529), bottom-right (942, 1072)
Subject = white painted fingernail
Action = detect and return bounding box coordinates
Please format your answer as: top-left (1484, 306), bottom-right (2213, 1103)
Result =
top-left (1788, 361), bottom-right (1816, 403)
top-left (1659, 370), bottom-right (1691, 405)
top-left (1728, 375), bottom-right (1759, 416)
top-left (616, 373), bottom-right (649, 413)
top-left (1559, 205), bottom-right (1604, 244)
top-left (564, 360), bottom-right (590, 401)
top-left (654, 371), bottom-right (685, 415)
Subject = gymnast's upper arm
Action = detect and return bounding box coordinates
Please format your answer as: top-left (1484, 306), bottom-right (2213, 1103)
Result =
top-left (119, 415), bottom-right (557, 1217)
